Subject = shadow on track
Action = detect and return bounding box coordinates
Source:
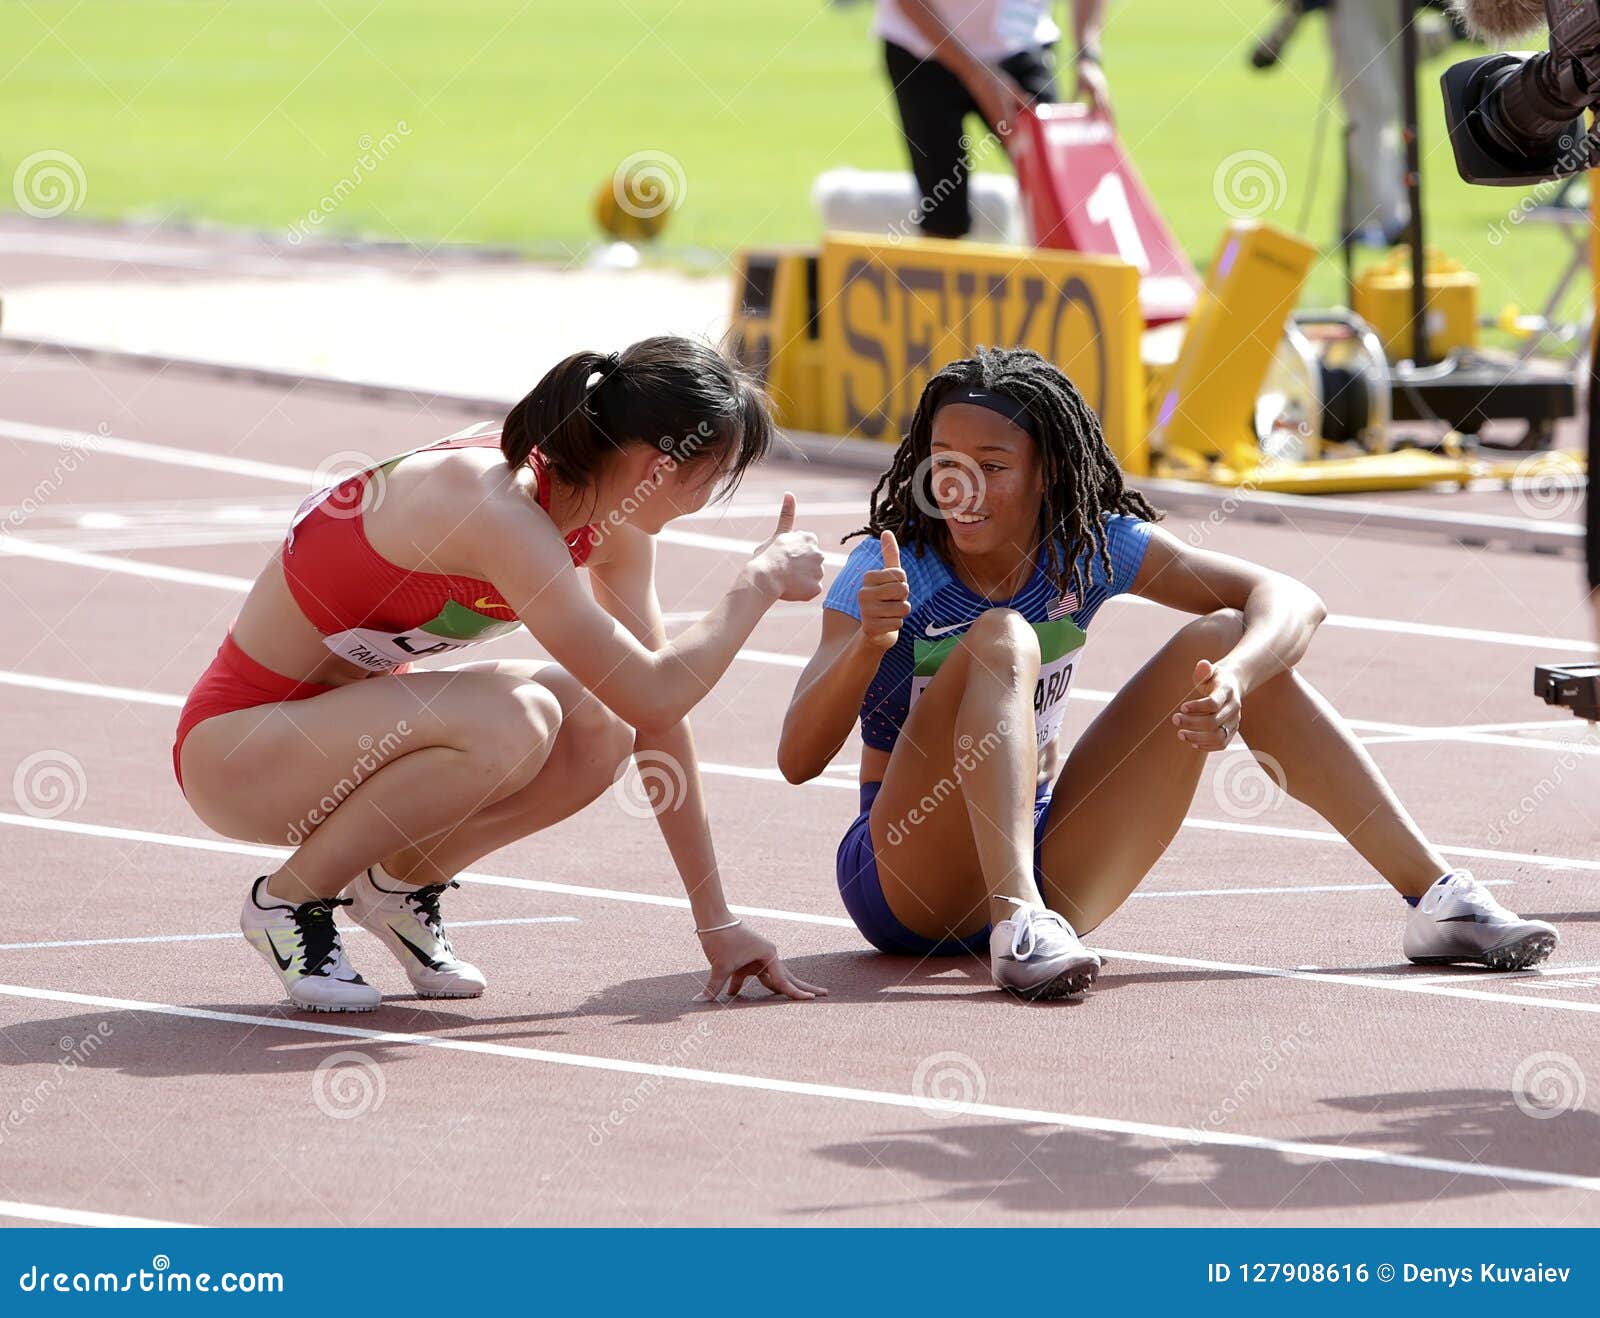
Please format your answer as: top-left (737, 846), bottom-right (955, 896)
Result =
top-left (805, 1088), bottom-right (1600, 1216)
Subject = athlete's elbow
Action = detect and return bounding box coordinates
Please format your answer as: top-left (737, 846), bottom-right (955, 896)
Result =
top-left (776, 727), bottom-right (821, 785)
top-left (778, 750), bottom-right (819, 786)
top-left (1303, 587), bottom-right (1328, 630)
top-left (630, 703), bottom-right (685, 740)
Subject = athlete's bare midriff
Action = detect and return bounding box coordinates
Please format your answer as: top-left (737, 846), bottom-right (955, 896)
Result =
top-left (230, 559), bottom-right (378, 688)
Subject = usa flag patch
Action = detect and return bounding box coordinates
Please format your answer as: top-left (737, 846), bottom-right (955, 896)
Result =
top-left (1047, 589), bottom-right (1079, 620)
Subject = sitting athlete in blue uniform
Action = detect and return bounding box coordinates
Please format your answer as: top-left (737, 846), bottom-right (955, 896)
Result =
top-left (779, 347), bottom-right (1558, 1000)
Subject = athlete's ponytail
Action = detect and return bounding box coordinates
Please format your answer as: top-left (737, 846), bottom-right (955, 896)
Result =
top-left (502, 336), bottom-right (773, 498)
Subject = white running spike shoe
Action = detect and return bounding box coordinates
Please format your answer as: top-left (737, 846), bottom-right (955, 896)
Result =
top-left (1403, 871), bottom-right (1558, 971)
top-left (345, 866), bottom-right (487, 999)
top-left (239, 877), bottom-right (381, 1013)
top-left (990, 898), bottom-right (1102, 1000)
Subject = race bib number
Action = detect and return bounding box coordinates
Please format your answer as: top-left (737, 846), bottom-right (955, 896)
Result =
top-left (320, 599), bottom-right (520, 672)
top-left (910, 616), bottom-right (1086, 750)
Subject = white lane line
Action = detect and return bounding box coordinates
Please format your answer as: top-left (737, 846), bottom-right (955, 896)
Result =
top-left (1101, 949), bottom-right (1600, 1017)
top-left (0, 916), bottom-right (579, 953)
top-left (4, 418), bottom-right (1593, 653)
top-left (679, 501), bottom-right (868, 522)
top-left (1445, 718), bottom-right (1591, 735)
top-left (0, 535), bottom-right (254, 591)
top-left (1175, 815), bottom-right (1600, 874)
top-left (733, 648), bottom-right (808, 669)
top-left (4, 811), bottom-right (1597, 1016)
top-left (1069, 686), bottom-right (1600, 757)
top-left (1317, 613), bottom-right (1594, 653)
top-left (1131, 880), bottom-right (1509, 899)
top-left (1404, 962), bottom-right (1600, 985)
top-left (1, 604), bottom-right (1589, 765)
top-left (4, 660), bottom-right (1597, 875)
top-left (0, 811), bottom-right (860, 928)
top-left (0, 1197), bottom-right (196, 1229)
top-left (3, 981), bottom-right (1595, 1196)
top-left (0, 668), bottom-right (185, 708)
top-left (0, 418), bottom-right (322, 485)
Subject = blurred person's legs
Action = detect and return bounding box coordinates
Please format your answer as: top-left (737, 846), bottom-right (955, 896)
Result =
top-left (883, 41), bottom-right (1056, 240)
top-left (1327, 0), bottom-right (1409, 245)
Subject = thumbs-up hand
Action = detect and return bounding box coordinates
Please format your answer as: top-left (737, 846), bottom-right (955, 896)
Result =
top-left (858, 530), bottom-right (911, 652)
top-left (748, 492), bottom-right (824, 602)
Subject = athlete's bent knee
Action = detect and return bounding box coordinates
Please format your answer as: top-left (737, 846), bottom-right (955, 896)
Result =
top-left (962, 608), bottom-right (1042, 671)
top-left (563, 692), bottom-right (636, 776)
top-left (463, 683), bottom-right (563, 789)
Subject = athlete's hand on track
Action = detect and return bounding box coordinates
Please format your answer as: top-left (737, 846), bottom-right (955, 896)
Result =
top-left (747, 493), bottom-right (825, 602)
top-left (1172, 658), bottom-right (1243, 751)
top-left (858, 530), bottom-right (911, 651)
top-left (695, 923), bottom-right (829, 1003)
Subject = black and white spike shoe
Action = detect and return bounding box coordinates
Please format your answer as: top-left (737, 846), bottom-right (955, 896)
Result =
top-left (1403, 871), bottom-right (1558, 971)
top-left (239, 876), bottom-right (381, 1012)
top-left (344, 866), bottom-right (487, 999)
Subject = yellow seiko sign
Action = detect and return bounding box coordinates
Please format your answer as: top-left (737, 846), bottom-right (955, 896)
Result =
top-left (817, 233), bottom-right (1146, 473)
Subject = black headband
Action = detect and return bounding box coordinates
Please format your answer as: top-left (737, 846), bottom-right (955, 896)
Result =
top-left (935, 385), bottom-right (1037, 437)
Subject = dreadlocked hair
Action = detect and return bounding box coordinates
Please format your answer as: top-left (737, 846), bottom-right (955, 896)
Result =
top-left (849, 347), bottom-right (1161, 602)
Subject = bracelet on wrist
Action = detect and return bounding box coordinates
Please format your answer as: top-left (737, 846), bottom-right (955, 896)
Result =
top-left (695, 917), bottom-right (742, 935)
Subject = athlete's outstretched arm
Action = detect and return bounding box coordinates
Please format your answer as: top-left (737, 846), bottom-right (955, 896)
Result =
top-left (779, 531), bottom-right (910, 783)
top-left (1131, 528), bottom-right (1327, 748)
top-left (483, 494), bottom-right (824, 736)
top-left (589, 524), bottom-right (826, 1002)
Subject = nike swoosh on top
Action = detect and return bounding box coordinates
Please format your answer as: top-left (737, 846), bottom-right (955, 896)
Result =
top-left (391, 926), bottom-right (447, 971)
top-left (923, 621), bottom-right (970, 639)
top-left (262, 931), bottom-right (295, 971)
top-left (473, 597), bottom-right (513, 613)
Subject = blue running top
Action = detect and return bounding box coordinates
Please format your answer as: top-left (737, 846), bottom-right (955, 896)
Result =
top-left (823, 515), bottom-right (1156, 753)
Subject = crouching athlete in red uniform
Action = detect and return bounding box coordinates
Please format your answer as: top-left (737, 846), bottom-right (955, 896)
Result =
top-left (174, 336), bottom-right (828, 1012)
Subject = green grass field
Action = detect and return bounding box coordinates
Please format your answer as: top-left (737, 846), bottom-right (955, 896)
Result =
top-left (0, 0), bottom-right (1581, 330)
